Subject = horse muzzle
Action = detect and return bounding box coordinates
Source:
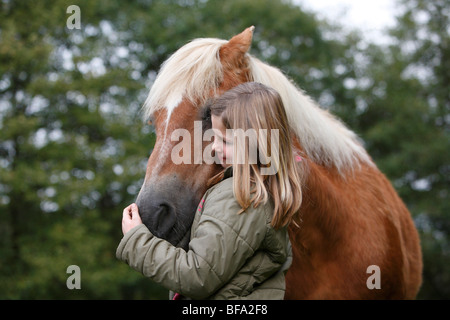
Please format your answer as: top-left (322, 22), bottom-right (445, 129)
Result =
top-left (135, 176), bottom-right (198, 249)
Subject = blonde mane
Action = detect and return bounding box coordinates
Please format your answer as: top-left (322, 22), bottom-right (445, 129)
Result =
top-left (143, 38), bottom-right (373, 171)
top-left (143, 38), bottom-right (226, 122)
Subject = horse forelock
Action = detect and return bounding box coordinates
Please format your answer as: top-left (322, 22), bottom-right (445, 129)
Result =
top-left (142, 38), bottom-right (227, 124)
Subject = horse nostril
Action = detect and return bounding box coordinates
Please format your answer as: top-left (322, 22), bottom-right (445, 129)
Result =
top-left (156, 203), bottom-right (175, 227)
top-left (139, 201), bottom-right (177, 239)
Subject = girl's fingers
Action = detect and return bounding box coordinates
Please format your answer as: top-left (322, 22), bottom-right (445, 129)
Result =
top-left (130, 203), bottom-right (141, 220)
top-left (123, 205), bottom-right (132, 218)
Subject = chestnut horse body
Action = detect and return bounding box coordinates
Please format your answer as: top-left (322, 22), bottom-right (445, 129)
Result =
top-left (135, 27), bottom-right (422, 299)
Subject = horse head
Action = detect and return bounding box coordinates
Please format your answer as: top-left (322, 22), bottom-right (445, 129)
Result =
top-left (136, 27), bottom-right (255, 249)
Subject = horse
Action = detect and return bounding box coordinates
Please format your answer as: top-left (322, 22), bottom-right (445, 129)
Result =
top-left (135, 26), bottom-right (423, 299)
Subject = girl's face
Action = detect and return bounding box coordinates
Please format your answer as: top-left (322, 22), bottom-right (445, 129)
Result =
top-left (211, 115), bottom-right (233, 168)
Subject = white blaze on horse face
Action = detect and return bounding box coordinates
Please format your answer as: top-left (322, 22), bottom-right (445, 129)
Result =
top-left (149, 94), bottom-right (182, 181)
top-left (166, 94), bottom-right (183, 114)
top-left (163, 94), bottom-right (183, 137)
top-left (147, 134), bottom-right (172, 182)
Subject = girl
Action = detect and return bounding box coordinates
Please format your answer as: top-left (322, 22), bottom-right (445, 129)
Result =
top-left (117, 82), bottom-right (303, 299)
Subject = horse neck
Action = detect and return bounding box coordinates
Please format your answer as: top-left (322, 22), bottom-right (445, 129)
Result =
top-left (291, 137), bottom-right (351, 246)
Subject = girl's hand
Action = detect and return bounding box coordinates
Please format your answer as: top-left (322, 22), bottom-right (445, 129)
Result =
top-left (122, 203), bottom-right (143, 235)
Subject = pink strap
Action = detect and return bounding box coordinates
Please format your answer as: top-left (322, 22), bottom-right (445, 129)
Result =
top-left (173, 293), bottom-right (182, 300)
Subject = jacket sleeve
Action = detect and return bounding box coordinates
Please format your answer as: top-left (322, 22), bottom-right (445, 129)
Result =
top-left (116, 188), bottom-right (268, 299)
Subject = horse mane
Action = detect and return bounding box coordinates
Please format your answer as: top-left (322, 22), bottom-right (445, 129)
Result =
top-left (248, 56), bottom-right (372, 171)
top-left (143, 37), bottom-right (373, 171)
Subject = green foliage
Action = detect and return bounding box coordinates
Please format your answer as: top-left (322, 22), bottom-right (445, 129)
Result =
top-left (0, 0), bottom-right (447, 299)
top-left (383, 0), bottom-right (449, 299)
top-left (0, 0), bottom-right (162, 299)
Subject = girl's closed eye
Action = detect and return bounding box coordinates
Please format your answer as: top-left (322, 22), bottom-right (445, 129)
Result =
top-left (215, 134), bottom-right (231, 144)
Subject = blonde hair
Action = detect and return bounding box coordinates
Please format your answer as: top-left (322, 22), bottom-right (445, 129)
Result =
top-left (208, 82), bottom-right (303, 229)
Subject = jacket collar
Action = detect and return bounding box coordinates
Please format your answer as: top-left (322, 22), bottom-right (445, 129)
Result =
top-left (222, 166), bottom-right (233, 180)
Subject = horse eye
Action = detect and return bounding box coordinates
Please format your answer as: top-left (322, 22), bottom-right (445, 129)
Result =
top-left (147, 115), bottom-right (156, 127)
top-left (199, 102), bottom-right (212, 130)
top-left (202, 112), bottom-right (210, 122)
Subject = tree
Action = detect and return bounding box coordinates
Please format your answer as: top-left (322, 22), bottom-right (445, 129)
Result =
top-left (0, 0), bottom-right (159, 298)
top-left (352, 0), bottom-right (449, 299)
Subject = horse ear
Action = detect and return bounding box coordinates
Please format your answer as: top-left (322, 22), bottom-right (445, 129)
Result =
top-left (220, 26), bottom-right (254, 62)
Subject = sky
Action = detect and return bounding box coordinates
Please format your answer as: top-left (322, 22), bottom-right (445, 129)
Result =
top-left (295, 0), bottom-right (399, 44)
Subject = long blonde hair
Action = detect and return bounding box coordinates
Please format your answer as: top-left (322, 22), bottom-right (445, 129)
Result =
top-left (208, 82), bottom-right (303, 229)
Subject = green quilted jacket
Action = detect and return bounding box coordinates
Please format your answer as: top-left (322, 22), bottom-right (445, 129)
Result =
top-left (116, 167), bottom-right (292, 299)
